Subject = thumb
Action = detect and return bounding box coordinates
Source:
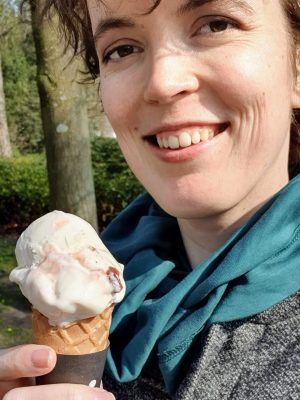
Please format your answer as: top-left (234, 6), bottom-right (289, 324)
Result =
top-left (0, 344), bottom-right (57, 380)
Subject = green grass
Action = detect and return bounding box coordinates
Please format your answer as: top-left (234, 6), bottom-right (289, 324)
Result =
top-left (0, 236), bottom-right (31, 347)
top-left (0, 236), bottom-right (26, 309)
top-left (0, 237), bottom-right (17, 273)
top-left (0, 324), bottom-right (31, 347)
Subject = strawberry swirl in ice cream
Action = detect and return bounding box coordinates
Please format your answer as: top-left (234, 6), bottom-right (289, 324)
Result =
top-left (9, 210), bottom-right (125, 326)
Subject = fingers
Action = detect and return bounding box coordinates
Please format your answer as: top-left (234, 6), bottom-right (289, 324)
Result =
top-left (0, 378), bottom-right (34, 399)
top-left (0, 345), bottom-right (57, 380)
top-left (2, 384), bottom-right (115, 400)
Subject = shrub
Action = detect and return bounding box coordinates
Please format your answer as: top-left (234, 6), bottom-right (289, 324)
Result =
top-left (0, 154), bottom-right (49, 232)
top-left (91, 137), bottom-right (144, 227)
top-left (0, 138), bottom-right (144, 232)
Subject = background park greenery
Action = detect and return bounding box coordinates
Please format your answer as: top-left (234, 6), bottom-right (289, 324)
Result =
top-left (0, 138), bottom-right (143, 233)
top-left (0, 0), bottom-right (144, 346)
top-left (0, 0), bottom-right (143, 228)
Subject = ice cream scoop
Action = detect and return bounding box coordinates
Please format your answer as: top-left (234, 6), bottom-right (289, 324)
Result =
top-left (9, 210), bottom-right (125, 386)
top-left (10, 210), bottom-right (125, 326)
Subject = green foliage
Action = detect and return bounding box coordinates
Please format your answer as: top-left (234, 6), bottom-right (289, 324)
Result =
top-left (92, 136), bottom-right (128, 174)
top-left (0, 237), bottom-right (16, 272)
top-left (1, 1), bottom-right (43, 153)
top-left (0, 138), bottom-right (144, 232)
top-left (92, 137), bottom-right (144, 228)
top-left (0, 324), bottom-right (31, 347)
top-left (0, 153), bottom-right (49, 230)
top-left (0, 1), bottom-right (15, 35)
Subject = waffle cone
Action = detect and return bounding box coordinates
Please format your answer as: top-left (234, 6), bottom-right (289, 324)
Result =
top-left (32, 306), bottom-right (113, 355)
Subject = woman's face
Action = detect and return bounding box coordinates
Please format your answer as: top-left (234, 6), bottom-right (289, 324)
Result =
top-left (88, 0), bottom-right (300, 219)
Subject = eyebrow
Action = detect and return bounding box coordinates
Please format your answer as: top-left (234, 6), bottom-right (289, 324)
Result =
top-left (177, 0), bottom-right (255, 16)
top-left (93, 17), bottom-right (135, 42)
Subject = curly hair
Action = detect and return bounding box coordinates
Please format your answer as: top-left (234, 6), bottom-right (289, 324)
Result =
top-left (41, 0), bottom-right (300, 174)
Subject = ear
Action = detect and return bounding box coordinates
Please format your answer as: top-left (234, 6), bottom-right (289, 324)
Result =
top-left (292, 46), bottom-right (300, 108)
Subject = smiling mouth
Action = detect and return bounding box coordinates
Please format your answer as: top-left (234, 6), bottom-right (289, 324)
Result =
top-left (146, 123), bottom-right (229, 150)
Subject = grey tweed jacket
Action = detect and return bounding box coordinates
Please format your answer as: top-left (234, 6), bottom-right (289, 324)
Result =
top-left (103, 291), bottom-right (300, 399)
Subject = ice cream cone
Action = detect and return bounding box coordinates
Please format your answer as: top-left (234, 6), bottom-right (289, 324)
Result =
top-left (9, 210), bottom-right (125, 386)
top-left (32, 306), bottom-right (113, 355)
top-left (33, 306), bottom-right (113, 386)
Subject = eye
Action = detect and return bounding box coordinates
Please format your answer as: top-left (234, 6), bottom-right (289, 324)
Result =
top-left (198, 18), bottom-right (236, 34)
top-left (103, 44), bottom-right (142, 63)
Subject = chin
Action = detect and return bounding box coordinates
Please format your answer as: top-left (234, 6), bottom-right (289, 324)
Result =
top-left (154, 194), bottom-right (227, 220)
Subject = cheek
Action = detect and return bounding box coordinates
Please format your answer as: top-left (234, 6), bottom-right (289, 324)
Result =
top-left (100, 76), bottom-right (129, 131)
top-left (205, 45), bottom-right (292, 163)
top-left (100, 80), bottom-right (120, 127)
top-left (210, 46), bottom-right (293, 152)
top-left (101, 79), bottom-right (143, 166)
top-left (212, 42), bottom-right (292, 103)
top-left (100, 72), bottom-right (141, 134)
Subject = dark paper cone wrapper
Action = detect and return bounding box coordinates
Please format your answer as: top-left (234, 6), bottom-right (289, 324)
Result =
top-left (36, 348), bottom-right (108, 387)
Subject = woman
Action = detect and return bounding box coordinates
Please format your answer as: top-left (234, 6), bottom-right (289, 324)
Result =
top-left (1, 0), bottom-right (300, 399)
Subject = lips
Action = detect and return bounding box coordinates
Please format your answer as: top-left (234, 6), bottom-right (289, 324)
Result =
top-left (146, 123), bottom-right (228, 150)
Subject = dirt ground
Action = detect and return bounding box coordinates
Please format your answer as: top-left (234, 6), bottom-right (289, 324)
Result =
top-left (0, 236), bottom-right (32, 347)
top-left (0, 277), bottom-right (32, 347)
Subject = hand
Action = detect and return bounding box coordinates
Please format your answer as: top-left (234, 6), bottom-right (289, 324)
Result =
top-left (0, 344), bottom-right (115, 399)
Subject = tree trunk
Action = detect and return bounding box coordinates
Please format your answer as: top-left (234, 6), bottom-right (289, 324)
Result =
top-left (0, 54), bottom-right (12, 158)
top-left (30, 0), bottom-right (98, 230)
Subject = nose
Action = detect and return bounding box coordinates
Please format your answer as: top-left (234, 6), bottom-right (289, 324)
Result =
top-left (143, 54), bottom-right (200, 104)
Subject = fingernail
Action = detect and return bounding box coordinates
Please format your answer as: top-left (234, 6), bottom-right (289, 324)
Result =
top-left (93, 388), bottom-right (115, 400)
top-left (31, 348), bottom-right (52, 368)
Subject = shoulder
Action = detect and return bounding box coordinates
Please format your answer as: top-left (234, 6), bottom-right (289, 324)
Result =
top-left (175, 291), bottom-right (300, 400)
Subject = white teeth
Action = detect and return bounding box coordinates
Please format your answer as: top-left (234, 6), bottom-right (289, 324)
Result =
top-left (157, 136), bottom-right (163, 148)
top-left (200, 128), bottom-right (210, 141)
top-left (163, 137), bottom-right (169, 148)
top-left (169, 136), bottom-right (180, 149)
top-left (155, 127), bottom-right (217, 149)
top-left (179, 132), bottom-right (192, 148)
top-left (191, 131), bottom-right (201, 144)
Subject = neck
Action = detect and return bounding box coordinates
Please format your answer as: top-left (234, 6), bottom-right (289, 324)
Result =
top-left (178, 176), bottom-right (289, 268)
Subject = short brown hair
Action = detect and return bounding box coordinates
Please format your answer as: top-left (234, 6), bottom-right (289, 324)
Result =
top-left (41, 0), bottom-right (300, 175)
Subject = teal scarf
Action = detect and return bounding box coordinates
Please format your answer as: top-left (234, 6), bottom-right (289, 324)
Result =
top-left (101, 175), bottom-right (300, 396)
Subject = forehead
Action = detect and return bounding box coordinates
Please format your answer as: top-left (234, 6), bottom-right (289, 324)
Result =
top-left (87, 0), bottom-right (275, 15)
top-left (88, 0), bottom-right (155, 14)
top-left (86, 0), bottom-right (286, 37)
